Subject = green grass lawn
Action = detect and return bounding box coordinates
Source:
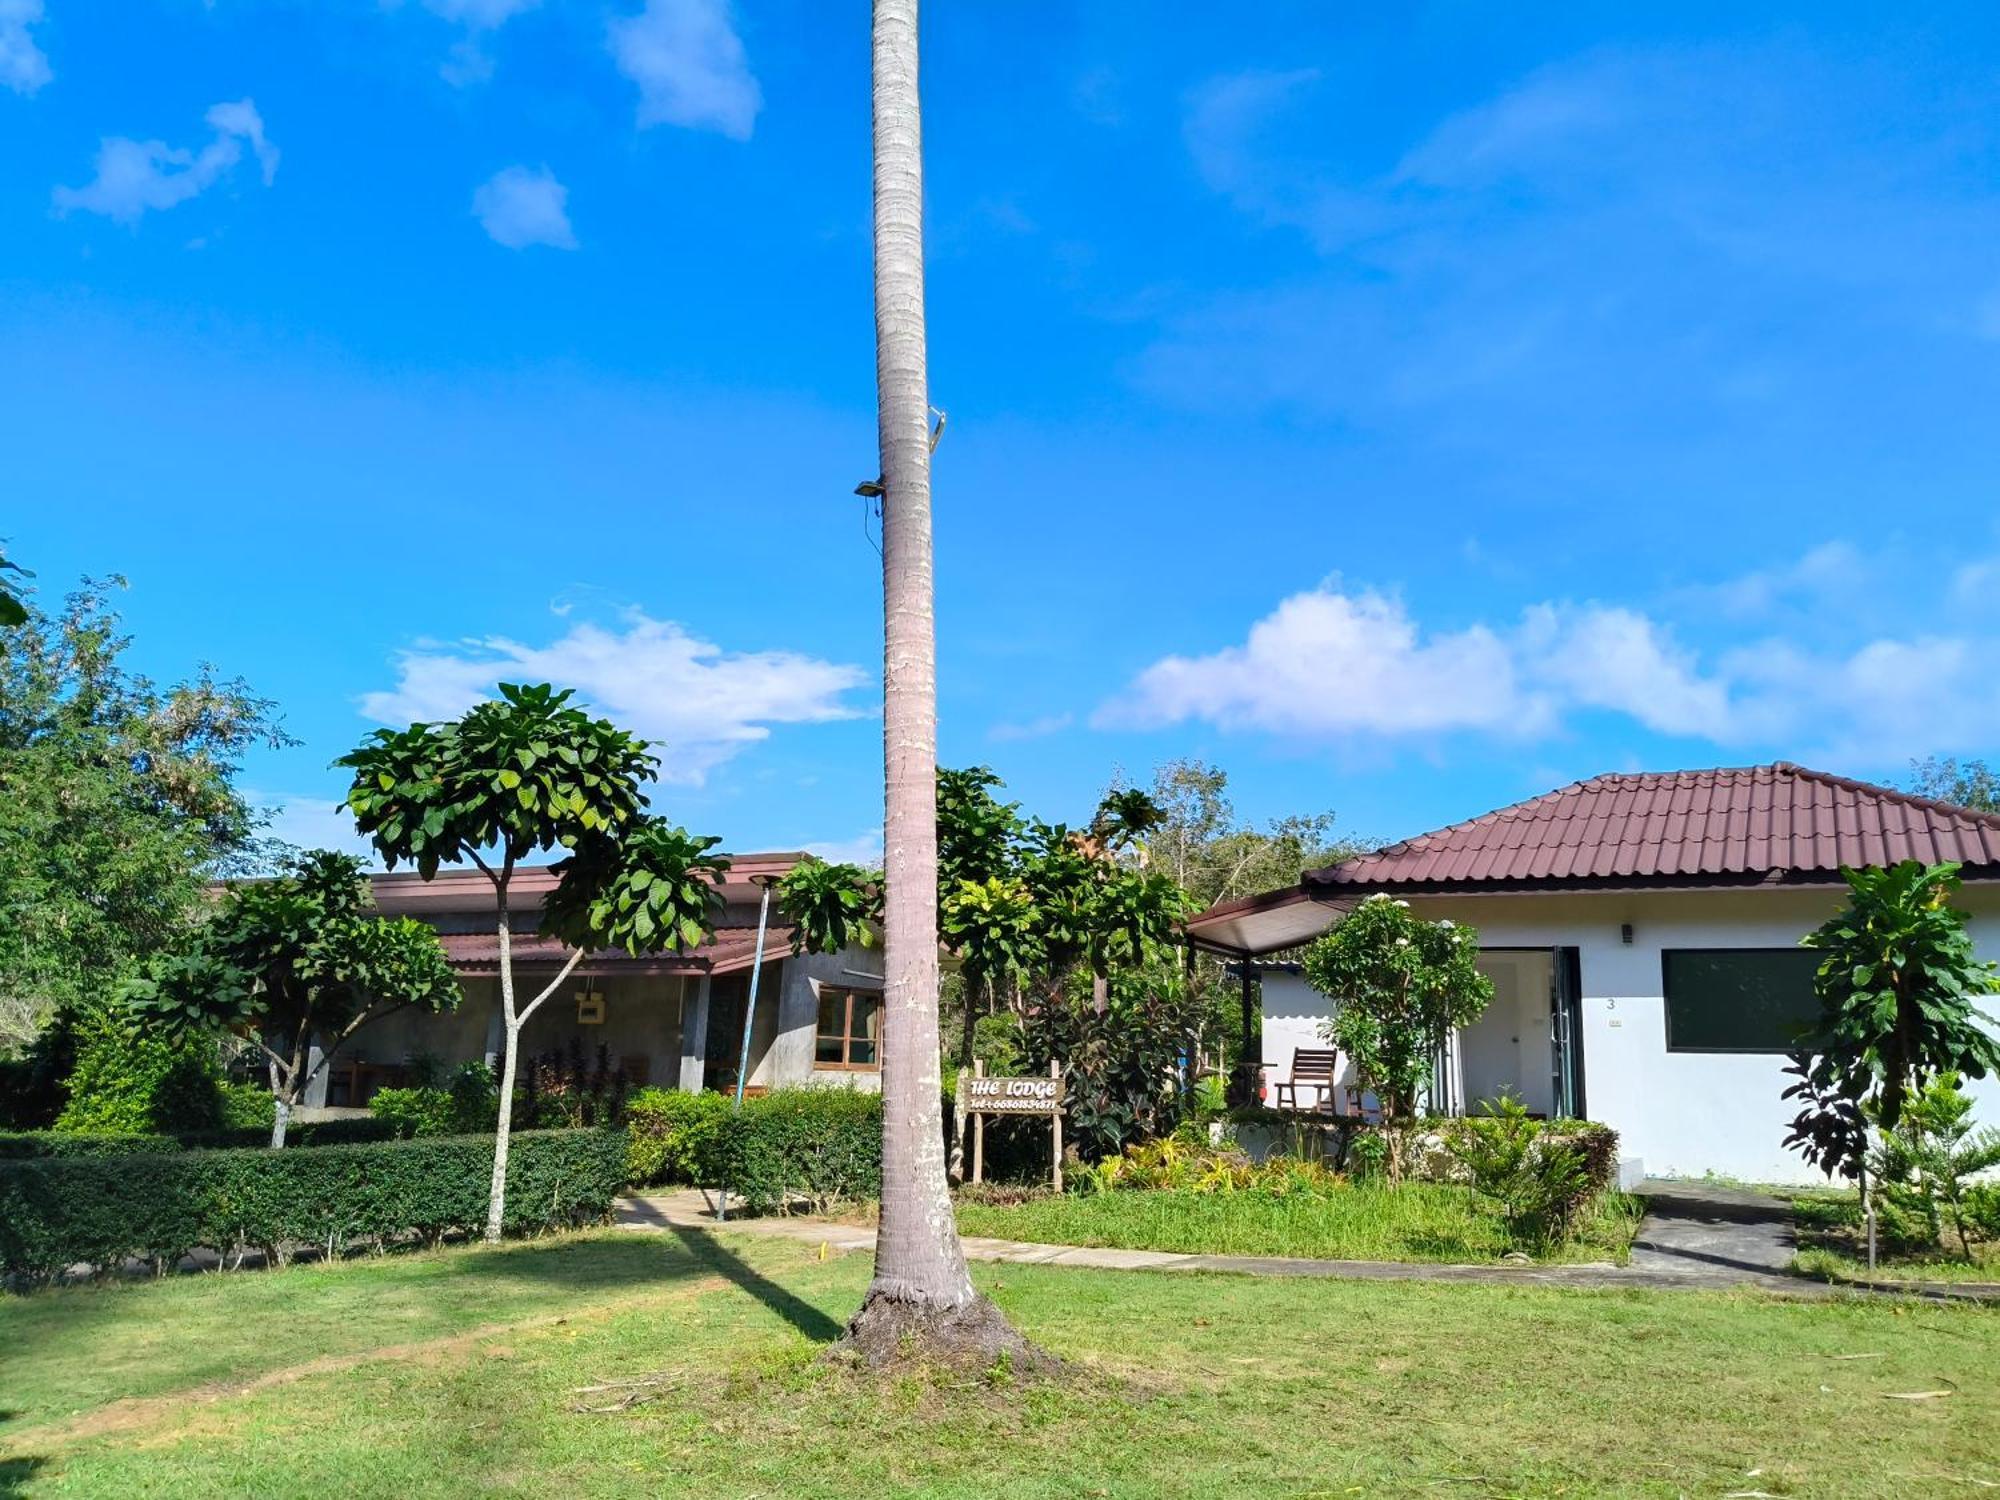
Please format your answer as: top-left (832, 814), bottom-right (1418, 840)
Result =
top-left (954, 1182), bottom-right (1646, 1264)
top-left (5, 1225), bottom-right (1997, 1498)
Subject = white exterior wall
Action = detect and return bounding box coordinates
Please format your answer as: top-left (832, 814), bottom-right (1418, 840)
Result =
top-left (1262, 884), bottom-right (2000, 1184)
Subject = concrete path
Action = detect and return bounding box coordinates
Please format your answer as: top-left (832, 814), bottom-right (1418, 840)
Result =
top-left (616, 1186), bottom-right (1838, 1297)
top-left (1627, 1178), bottom-right (1802, 1290)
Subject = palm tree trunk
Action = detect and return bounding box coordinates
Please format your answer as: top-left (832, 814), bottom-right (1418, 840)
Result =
top-left (841, 0), bottom-right (1034, 1369)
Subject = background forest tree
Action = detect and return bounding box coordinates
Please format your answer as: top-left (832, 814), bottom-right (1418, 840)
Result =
top-left (0, 578), bottom-right (289, 1125)
top-left (1909, 756), bottom-right (2000, 814)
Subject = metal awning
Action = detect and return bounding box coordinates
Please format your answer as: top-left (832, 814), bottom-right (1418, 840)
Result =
top-left (1183, 884), bottom-right (1350, 958)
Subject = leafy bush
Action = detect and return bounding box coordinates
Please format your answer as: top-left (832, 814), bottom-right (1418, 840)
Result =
top-left (174, 1118), bottom-right (402, 1151)
top-left (1438, 1095), bottom-right (1594, 1244)
top-left (1869, 1074), bottom-right (2000, 1260)
top-left (0, 1128), bottom-right (626, 1286)
top-left (218, 1083), bottom-right (275, 1131)
top-left (53, 1013), bottom-right (228, 1136)
top-left (370, 1088), bottom-right (461, 1139)
top-left (522, 1041), bottom-right (631, 1128)
top-left (625, 1088), bottom-right (733, 1186)
top-left (1074, 1136), bottom-right (1342, 1197)
top-left (714, 1088), bottom-right (882, 1214)
top-left (0, 1131), bottom-right (178, 1160)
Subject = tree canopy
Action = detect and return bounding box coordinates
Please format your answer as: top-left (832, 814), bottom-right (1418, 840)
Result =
top-left (1303, 893), bottom-right (1494, 1132)
top-left (123, 850), bottom-right (460, 1145)
top-left (1908, 756), bottom-right (2000, 815)
top-left (1784, 860), bottom-right (2000, 1180)
top-left (0, 578), bottom-right (288, 1084)
top-left (340, 681), bottom-right (728, 1238)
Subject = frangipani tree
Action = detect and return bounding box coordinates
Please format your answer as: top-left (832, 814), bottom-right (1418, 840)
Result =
top-left (1302, 894), bottom-right (1493, 1178)
top-left (341, 683), bottom-right (728, 1242)
top-left (776, 856), bottom-right (881, 957)
top-left (124, 851), bottom-right (460, 1147)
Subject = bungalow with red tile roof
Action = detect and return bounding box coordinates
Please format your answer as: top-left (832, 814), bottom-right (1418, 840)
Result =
top-left (301, 852), bottom-right (883, 1108)
top-left (1184, 763), bottom-right (2000, 1184)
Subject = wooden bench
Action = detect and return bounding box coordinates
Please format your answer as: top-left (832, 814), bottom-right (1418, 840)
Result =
top-left (1272, 1049), bottom-right (1357, 1116)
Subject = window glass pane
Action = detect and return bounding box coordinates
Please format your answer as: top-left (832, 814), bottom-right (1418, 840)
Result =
top-left (815, 1036), bottom-right (845, 1064)
top-left (1663, 949), bottom-right (1822, 1052)
top-left (852, 993), bottom-right (880, 1040)
top-left (816, 988), bottom-right (844, 1037)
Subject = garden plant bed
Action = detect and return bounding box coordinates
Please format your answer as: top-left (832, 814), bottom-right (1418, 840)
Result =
top-left (952, 1182), bottom-right (1646, 1265)
top-left (3, 1225), bottom-right (1997, 1497)
top-left (1789, 1189), bottom-right (2000, 1289)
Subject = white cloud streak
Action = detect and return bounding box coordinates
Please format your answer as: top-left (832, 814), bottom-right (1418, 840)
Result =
top-left (473, 165), bottom-right (576, 250)
top-left (53, 99), bottom-right (278, 225)
top-left (1098, 575), bottom-right (2000, 766)
top-left (359, 609), bottom-right (868, 785)
top-left (609, 0), bottom-right (760, 140)
top-left (0, 0), bottom-right (50, 96)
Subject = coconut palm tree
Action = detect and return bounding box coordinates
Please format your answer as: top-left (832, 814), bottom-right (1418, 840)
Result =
top-left (843, 0), bottom-right (1034, 1368)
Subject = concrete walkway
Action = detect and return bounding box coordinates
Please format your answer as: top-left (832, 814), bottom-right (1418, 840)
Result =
top-left (615, 1185), bottom-right (1838, 1297)
top-left (1628, 1178), bottom-right (1803, 1289)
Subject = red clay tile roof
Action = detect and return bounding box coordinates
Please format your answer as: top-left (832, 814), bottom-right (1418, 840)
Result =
top-left (438, 925), bottom-right (796, 977)
top-left (1309, 763), bottom-right (2000, 892)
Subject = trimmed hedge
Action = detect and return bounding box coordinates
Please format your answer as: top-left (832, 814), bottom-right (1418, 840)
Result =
top-left (0, 1119), bottom-right (404, 1158)
top-left (714, 1088), bottom-right (882, 1214)
top-left (0, 1132), bottom-right (180, 1160)
top-left (0, 1128), bottom-right (626, 1286)
top-left (625, 1088), bottom-right (733, 1186)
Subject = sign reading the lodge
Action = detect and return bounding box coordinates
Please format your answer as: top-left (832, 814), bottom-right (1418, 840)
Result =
top-left (961, 1073), bottom-right (1066, 1116)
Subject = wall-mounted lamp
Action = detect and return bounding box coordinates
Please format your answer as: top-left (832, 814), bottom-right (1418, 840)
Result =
top-left (576, 988), bottom-right (606, 1025)
top-left (1619, 923), bottom-right (1635, 946)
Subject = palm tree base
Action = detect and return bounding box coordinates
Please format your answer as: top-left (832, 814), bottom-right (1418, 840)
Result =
top-left (832, 1290), bottom-right (1054, 1374)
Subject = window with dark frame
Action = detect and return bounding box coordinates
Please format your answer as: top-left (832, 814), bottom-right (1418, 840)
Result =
top-left (1661, 948), bottom-right (1823, 1054)
top-left (814, 987), bottom-right (882, 1069)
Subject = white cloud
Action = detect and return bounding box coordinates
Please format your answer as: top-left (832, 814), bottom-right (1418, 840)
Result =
top-left (359, 609), bottom-right (868, 784)
top-left (1098, 579), bottom-right (2000, 765)
top-left (1951, 554), bottom-right (2000, 608)
top-left (473, 165), bottom-right (576, 250)
top-left (609, 0), bottom-right (760, 140)
top-left (420, 0), bottom-right (541, 85)
top-left (250, 789), bottom-right (383, 866)
top-left (53, 99), bottom-right (278, 225)
top-left (989, 711), bottom-right (1073, 742)
top-left (1097, 587), bottom-right (1537, 740)
top-left (802, 829), bottom-right (884, 869)
top-left (0, 0), bottom-right (50, 96)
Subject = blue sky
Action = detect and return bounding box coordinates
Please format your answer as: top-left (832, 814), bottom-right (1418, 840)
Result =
top-left (6, 1), bottom-right (1999, 867)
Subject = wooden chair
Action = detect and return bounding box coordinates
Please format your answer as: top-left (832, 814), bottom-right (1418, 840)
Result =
top-left (1273, 1049), bottom-right (1354, 1115)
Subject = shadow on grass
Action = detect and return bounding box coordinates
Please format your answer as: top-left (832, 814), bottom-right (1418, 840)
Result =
top-left (665, 1224), bottom-right (844, 1344)
top-left (0, 1453), bottom-right (44, 1498)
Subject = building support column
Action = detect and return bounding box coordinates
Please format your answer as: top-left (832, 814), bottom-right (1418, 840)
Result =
top-left (678, 974), bottom-right (712, 1092)
top-left (1227, 960), bottom-right (1260, 1109)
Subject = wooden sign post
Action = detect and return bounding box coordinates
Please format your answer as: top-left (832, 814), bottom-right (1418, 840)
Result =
top-left (958, 1059), bottom-right (1065, 1189)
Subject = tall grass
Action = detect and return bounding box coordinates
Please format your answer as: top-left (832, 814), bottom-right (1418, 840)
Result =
top-left (955, 1182), bottom-right (1643, 1264)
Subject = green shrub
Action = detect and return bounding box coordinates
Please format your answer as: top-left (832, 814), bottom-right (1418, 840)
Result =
top-left (173, 1118), bottom-right (402, 1151)
top-left (370, 1087), bottom-right (462, 1139)
top-left (54, 1014), bottom-right (227, 1136)
top-left (625, 1088), bottom-right (733, 1186)
top-left (0, 1129), bottom-right (626, 1286)
top-left (0, 1131), bottom-right (179, 1160)
top-left (219, 1083), bottom-right (275, 1131)
top-left (1869, 1074), bottom-right (2000, 1260)
top-left (1437, 1096), bottom-right (1600, 1244)
top-left (715, 1087), bottom-right (882, 1214)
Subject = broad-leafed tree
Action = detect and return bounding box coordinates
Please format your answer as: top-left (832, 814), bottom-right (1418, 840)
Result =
top-left (125, 851), bottom-right (459, 1146)
top-left (341, 683), bottom-right (728, 1240)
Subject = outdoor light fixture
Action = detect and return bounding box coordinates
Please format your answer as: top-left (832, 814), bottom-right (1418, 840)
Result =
top-left (1620, 923), bottom-right (1634, 946)
top-left (576, 988), bottom-right (605, 1025)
